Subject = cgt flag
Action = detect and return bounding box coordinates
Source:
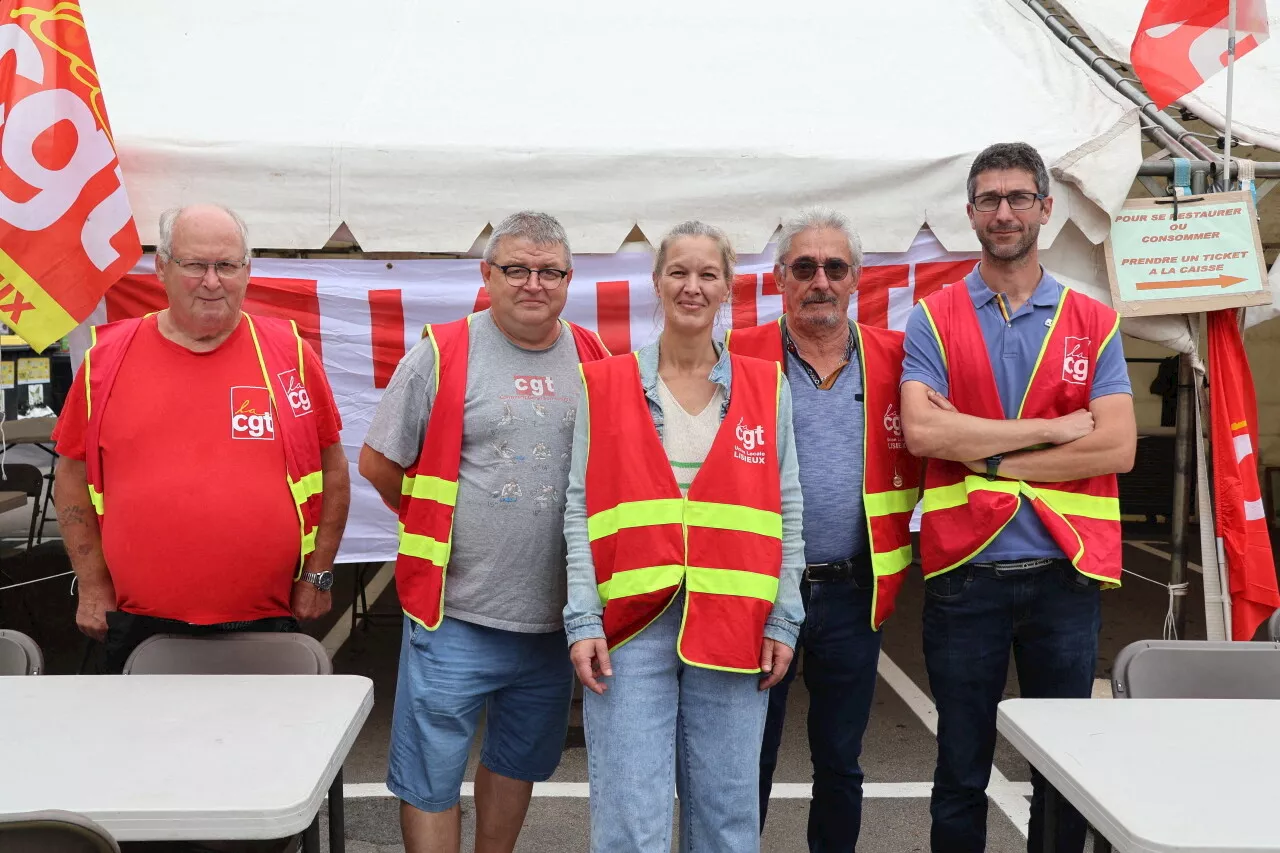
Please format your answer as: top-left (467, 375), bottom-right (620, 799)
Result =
top-left (1131, 0), bottom-right (1271, 110)
top-left (1206, 309), bottom-right (1280, 641)
top-left (0, 1), bottom-right (141, 351)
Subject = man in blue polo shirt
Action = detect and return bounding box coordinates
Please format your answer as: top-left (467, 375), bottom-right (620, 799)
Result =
top-left (900, 142), bottom-right (1136, 853)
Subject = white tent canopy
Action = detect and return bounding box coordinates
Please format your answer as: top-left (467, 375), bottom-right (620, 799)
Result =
top-left (1058, 0), bottom-right (1280, 152)
top-left (85, 0), bottom-right (1141, 256)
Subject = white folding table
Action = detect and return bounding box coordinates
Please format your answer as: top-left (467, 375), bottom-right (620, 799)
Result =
top-left (0, 674), bottom-right (373, 851)
top-left (997, 698), bottom-right (1280, 853)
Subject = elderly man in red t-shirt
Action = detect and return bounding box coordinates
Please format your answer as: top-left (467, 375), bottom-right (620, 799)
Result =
top-left (52, 204), bottom-right (350, 672)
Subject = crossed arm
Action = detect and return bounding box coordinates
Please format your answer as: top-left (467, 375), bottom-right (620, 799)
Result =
top-left (900, 380), bottom-right (1136, 482)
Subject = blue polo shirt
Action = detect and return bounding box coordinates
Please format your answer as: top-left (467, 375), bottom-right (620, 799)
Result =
top-left (900, 267), bottom-right (1132, 562)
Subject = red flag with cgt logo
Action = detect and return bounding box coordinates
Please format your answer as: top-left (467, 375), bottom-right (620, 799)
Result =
top-left (1207, 309), bottom-right (1280, 640)
top-left (0, 1), bottom-right (141, 351)
top-left (1131, 0), bottom-right (1270, 110)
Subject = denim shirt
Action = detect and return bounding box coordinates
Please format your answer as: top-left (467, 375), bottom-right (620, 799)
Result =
top-left (562, 340), bottom-right (807, 650)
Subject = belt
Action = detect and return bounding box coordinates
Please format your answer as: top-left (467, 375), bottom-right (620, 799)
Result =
top-left (805, 553), bottom-right (871, 583)
top-left (968, 557), bottom-right (1060, 576)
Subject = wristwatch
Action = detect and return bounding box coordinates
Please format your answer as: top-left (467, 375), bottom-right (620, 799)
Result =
top-left (984, 455), bottom-right (1003, 481)
top-left (300, 570), bottom-right (334, 591)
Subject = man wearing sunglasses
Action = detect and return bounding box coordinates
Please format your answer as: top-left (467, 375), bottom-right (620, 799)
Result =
top-left (901, 142), bottom-right (1135, 853)
top-left (360, 211), bottom-right (609, 853)
top-left (727, 208), bottom-right (920, 851)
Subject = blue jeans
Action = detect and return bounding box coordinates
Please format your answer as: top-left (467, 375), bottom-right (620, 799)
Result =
top-left (759, 576), bottom-right (881, 851)
top-left (923, 561), bottom-right (1101, 853)
top-left (583, 592), bottom-right (769, 853)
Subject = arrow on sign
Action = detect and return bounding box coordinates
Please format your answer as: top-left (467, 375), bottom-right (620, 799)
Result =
top-left (1136, 274), bottom-right (1248, 292)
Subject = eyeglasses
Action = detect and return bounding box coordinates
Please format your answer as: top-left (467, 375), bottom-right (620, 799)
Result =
top-left (171, 258), bottom-right (248, 279)
top-left (971, 192), bottom-right (1045, 212)
top-left (493, 264), bottom-right (569, 288)
top-left (780, 258), bottom-right (853, 282)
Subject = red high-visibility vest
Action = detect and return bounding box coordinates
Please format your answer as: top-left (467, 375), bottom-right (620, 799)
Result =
top-left (396, 314), bottom-right (610, 629)
top-left (83, 313), bottom-right (324, 574)
top-left (581, 351), bottom-right (785, 672)
top-left (726, 318), bottom-right (920, 628)
top-left (916, 283), bottom-right (1122, 583)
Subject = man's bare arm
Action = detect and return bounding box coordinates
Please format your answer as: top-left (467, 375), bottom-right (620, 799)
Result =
top-left (307, 442), bottom-right (351, 573)
top-left (900, 381), bottom-right (1092, 461)
top-left (358, 444), bottom-right (405, 512)
top-left (984, 394), bottom-right (1136, 483)
top-left (53, 457), bottom-right (114, 641)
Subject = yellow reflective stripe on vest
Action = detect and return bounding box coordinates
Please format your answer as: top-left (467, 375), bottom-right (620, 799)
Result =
top-left (686, 566), bottom-right (779, 601)
top-left (872, 544), bottom-right (913, 576)
top-left (685, 501), bottom-right (782, 539)
top-left (922, 476), bottom-right (1020, 512)
top-left (301, 529), bottom-right (317, 558)
top-left (397, 521), bottom-right (451, 566)
top-left (401, 473), bottom-right (460, 507)
top-left (1021, 484), bottom-right (1120, 521)
top-left (597, 564), bottom-right (685, 602)
top-left (587, 498), bottom-right (685, 541)
top-left (864, 488), bottom-right (919, 517)
top-left (88, 484), bottom-right (104, 516)
top-left (289, 471), bottom-right (324, 505)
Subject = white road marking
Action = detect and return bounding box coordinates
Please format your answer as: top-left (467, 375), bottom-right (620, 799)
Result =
top-left (321, 561), bottom-right (397, 658)
top-left (1124, 540), bottom-right (1202, 575)
top-left (877, 651), bottom-right (1030, 837)
top-left (341, 781), bottom-right (1032, 800)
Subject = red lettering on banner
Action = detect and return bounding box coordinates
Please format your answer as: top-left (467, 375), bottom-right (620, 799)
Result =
top-left (855, 265), bottom-right (909, 329)
top-left (472, 286), bottom-right (491, 313)
top-left (368, 289), bottom-right (405, 389)
top-left (595, 280), bottom-right (631, 355)
top-left (913, 260), bottom-right (976, 304)
top-left (0, 282), bottom-right (37, 323)
top-left (107, 273), bottom-right (323, 358)
top-left (761, 272), bottom-right (781, 297)
top-left (732, 273), bottom-right (758, 329)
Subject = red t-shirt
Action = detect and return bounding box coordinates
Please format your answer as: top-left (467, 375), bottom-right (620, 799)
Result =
top-left (53, 315), bottom-right (342, 624)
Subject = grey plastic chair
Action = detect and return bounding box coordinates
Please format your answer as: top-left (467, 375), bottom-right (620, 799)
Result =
top-left (0, 628), bottom-right (44, 675)
top-left (122, 631), bottom-right (331, 675)
top-left (121, 632), bottom-right (337, 853)
top-left (1111, 639), bottom-right (1280, 699)
top-left (1269, 609), bottom-right (1280, 643)
top-left (0, 810), bottom-right (120, 852)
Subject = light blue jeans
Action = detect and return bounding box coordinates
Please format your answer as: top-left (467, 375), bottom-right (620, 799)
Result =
top-left (583, 591), bottom-right (770, 853)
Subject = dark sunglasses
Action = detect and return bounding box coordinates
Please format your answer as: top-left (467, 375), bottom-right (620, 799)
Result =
top-left (780, 258), bottom-right (853, 282)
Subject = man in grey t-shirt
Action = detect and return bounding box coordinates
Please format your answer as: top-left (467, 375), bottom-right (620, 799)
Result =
top-left (359, 212), bottom-right (608, 853)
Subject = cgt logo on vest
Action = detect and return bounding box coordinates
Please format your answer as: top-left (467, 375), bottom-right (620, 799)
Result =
top-left (1062, 337), bottom-right (1092, 386)
top-left (884, 404), bottom-right (905, 451)
top-left (733, 418), bottom-right (768, 465)
top-left (277, 369), bottom-right (313, 417)
top-left (230, 386), bottom-right (275, 440)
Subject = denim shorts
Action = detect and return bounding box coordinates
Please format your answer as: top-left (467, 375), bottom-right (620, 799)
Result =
top-left (387, 615), bottom-right (574, 813)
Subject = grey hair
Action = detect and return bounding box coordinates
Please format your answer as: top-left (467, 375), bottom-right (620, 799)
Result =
top-left (774, 207), bottom-right (863, 270)
top-left (652, 220), bottom-right (736, 284)
top-left (156, 205), bottom-right (250, 262)
top-left (967, 142), bottom-right (1050, 202)
top-left (483, 211), bottom-right (572, 269)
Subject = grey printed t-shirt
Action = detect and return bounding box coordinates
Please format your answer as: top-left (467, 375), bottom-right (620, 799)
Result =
top-left (363, 310), bottom-right (585, 633)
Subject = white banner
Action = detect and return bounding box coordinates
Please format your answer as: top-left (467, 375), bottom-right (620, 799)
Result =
top-left (94, 229), bottom-right (975, 562)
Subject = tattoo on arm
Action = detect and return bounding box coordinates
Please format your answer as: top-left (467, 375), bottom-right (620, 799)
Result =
top-left (62, 504), bottom-right (87, 527)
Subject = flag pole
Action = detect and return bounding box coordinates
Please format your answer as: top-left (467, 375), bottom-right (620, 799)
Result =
top-left (1223, 0), bottom-right (1238, 190)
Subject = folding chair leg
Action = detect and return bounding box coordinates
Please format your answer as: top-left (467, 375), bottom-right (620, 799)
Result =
top-left (328, 767), bottom-right (345, 853)
top-left (359, 564), bottom-right (371, 631)
top-left (37, 469), bottom-right (55, 545)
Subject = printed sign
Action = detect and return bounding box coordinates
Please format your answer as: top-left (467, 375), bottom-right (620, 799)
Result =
top-left (1104, 191), bottom-right (1271, 317)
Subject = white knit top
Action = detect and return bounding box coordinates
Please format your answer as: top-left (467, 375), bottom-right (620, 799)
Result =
top-left (656, 377), bottom-right (725, 496)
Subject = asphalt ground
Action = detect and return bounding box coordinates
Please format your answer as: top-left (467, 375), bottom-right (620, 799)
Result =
top-left (0, 445), bottom-right (1249, 852)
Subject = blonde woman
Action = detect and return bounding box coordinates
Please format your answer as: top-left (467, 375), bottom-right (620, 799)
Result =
top-left (563, 221), bottom-right (805, 852)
